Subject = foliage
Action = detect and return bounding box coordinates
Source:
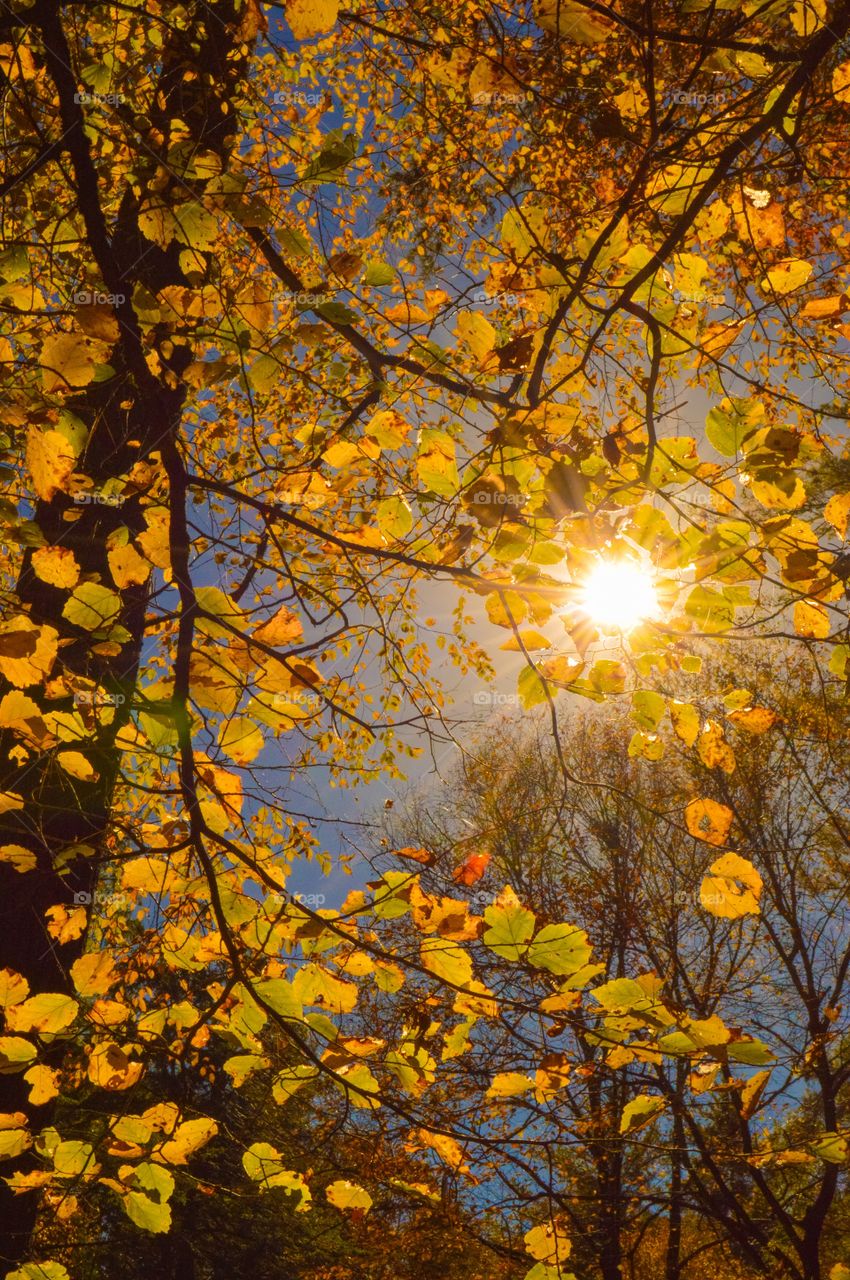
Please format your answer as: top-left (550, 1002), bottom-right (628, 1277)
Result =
top-left (1, 0), bottom-right (850, 1277)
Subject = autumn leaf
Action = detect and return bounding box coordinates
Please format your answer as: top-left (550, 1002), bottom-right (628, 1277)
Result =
top-left (31, 547), bottom-right (80, 589)
top-left (325, 1180), bottom-right (373, 1212)
top-left (285, 0), bottom-right (338, 41)
top-left (25, 429), bottom-right (76, 502)
top-left (696, 721), bottom-right (736, 773)
top-left (684, 798), bottom-right (734, 847)
top-left (619, 1095), bottom-right (667, 1134)
top-left (794, 599), bottom-right (830, 639)
top-left (88, 1042), bottom-right (144, 1090)
top-left (71, 952), bottom-right (119, 998)
top-left (700, 853), bottom-right (763, 918)
top-left (452, 850), bottom-right (491, 885)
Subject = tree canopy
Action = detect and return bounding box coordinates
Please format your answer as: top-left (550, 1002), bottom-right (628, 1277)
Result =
top-left (1, 0), bottom-right (850, 1278)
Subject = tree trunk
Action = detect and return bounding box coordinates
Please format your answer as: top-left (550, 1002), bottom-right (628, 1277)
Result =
top-left (0, 0), bottom-right (249, 1264)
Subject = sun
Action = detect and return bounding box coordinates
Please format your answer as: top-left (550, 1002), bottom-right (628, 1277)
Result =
top-left (577, 559), bottom-right (660, 631)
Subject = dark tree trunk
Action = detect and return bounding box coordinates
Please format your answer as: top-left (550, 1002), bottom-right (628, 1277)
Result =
top-left (0, 0), bottom-right (250, 1264)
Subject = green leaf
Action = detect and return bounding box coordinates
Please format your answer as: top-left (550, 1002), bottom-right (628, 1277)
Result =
top-left (377, 496), bottom-right (413, 541)
top-left (631, 690), bottom-right (666, 731)
top-left (726, 1038), bottom-right (775, 1066)
top-left (131, 1161), bottom-right (175, 1202)
top-left (363, 259), bottom-right (395, 286)
top-left (124, 1191), bottom-right (172, 1233)
top-left (619, 1094), bottom-right (667, 1134)
top-left (53, 1139), bottom-right (96, 1177)
top-left (527, 924), bottom-right (593, 976)
top-left (483, 890), bottom-right (536, 961)
top-left (62, 582), bottom-right (122, 632)
top-left (251, 978), bottom-right (303, 1023)
top-left (242, 1143), bottom-right (312, 1205)
top-left (301, 130), bottom-right (358, 183)
top-left (416, 429), bottom-right (459, 497)
top-left (0, 1036), bottom-right (37, 1072)
top-left (809, 1132), bottom-right (849, 1163)
top-left (6, 1264), bottom-right (71, 1280)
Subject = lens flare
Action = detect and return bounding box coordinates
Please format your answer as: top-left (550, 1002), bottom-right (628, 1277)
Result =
top-left (577, 560), bottom-right (659, 630)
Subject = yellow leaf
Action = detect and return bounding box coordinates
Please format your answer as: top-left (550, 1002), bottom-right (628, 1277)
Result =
top-left (740, 1069), bottom-right (771, 1119)
top-left (40, 332), bottom-right (102, 393)
top-left (499, 629), bottom-right (551, 652)
top-left (252, 605), bottom-right (303, 647)
top-left (696, 721), bottom-right (736, 773)
top-left (0, 690), bottom-right (41, 729)
top-left (325, 1180), bottom-right (373, 1212)
top-left (794, 599), bottom-right (830, 639)
top-left (108, 543), bottom-right (150, 589)
top-left (45, 905), bottom-right (88, 943)
top-left (62, 583), bottom-right (122, 631)
top-left (0, 970), bottom-right (30, 1009)
top-left (525, 1221), bottom-right (572, 1264)
top-left (23, 1064), bottom-right (60, 1105)
top-left (420, 937), bottom-right (473, 987)
top-left (6, 993), bottom-right (79, 1035)
top-left (385, 301), bottom-right (431, 325)
top-left (417, 1129), bottom-right (469, 1175)
top-left (136, 506), bottom-right (171, 570)
top-left (157, 1116), bottom-right (218, 1165)
top-left (58, 751), bottom-right (98, 782)
top-left (614, 81), bottom-right (649, 119)
top-left (87, 1042), bottom-right (144, 1090)
top-left (0, 791), bottom-right (24, 814)
top-left (801, 295), bottom-right (845, 319)
top-left (31, 547), bottom-right (80, 589)
top-left (72, 952), bottom-right (119, 998)
top-left (669, 700), bottom-right (700, 746)
top-left (790, 0), bottom-right (825, 34)
top-left (0, 844), bottom-right (37, 873)
top-left (761, 258), bottom-right (813, 296)
top-left (535, 0), bottom-right (614, 41)
top-left (26, 428), bottom-right (76, 501)
top-left (286, 0), bottom-right (338, 39)
top-left (219, 717), bottom-right (264, 765)
top-left (833, 62), bottom-right (850, 104)
top-left (455, 310), bottom-right (496, 360)
top-left (727, 707), bottom-right (778, 734)
top-left (685, 798), bottom-right (734, 847)
top-left (824, 492), bottom-right (850, 539)
top-left (486, 1071), bottom-right (535, 1098)
top-left (700, 852), bottom-right (762, 918)
top-left (0, 618), bottom-right (58, 688)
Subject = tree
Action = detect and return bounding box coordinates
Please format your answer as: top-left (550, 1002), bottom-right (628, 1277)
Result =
top-left (2, 0), bottom-right (850, 1276)
top-left (384, 644), bottom-right (850, 1280)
